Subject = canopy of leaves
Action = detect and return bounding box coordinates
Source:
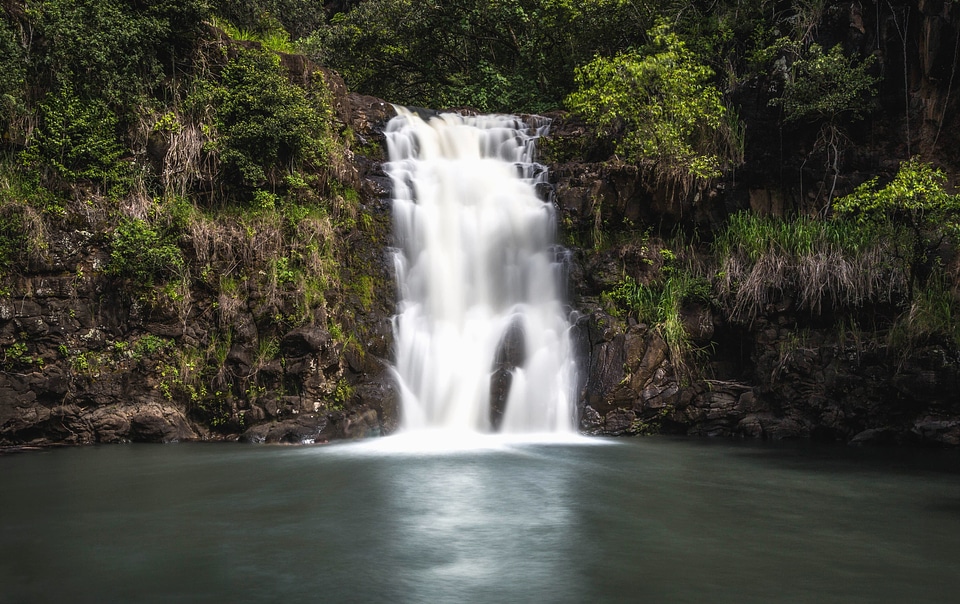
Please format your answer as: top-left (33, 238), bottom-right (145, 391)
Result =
top-left (209, 47), bottom-right (334, 191)
top-left (833, 158), bottom-right (960, 233)
top-left (306, 0), bottom-right (646, 113)
top-left (778, 43), bottom-right (877, 124)
top-left (565, 22), bottom-right (727, 178)
top-left (19, 86), bottom-right (130, 195)
top-left (834, 158), bottom-right (960, 291)
top-left (28, 0), bottom-right (210, 107)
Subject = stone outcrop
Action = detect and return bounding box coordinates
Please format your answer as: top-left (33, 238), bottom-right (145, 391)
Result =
top-left (544, 1), bottom-right (960, 446)
top-left (0, 57), bottom-right (401, 447)
top-left (4, 3), bottom-right (960, 449)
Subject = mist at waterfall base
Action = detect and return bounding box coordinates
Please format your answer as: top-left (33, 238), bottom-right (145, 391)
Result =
top-left (3, 440), bottom-right (960, 603)
top-left (385, 109), bottom-right (575, 439)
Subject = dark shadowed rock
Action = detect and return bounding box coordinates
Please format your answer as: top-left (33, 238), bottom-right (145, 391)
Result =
top-left (129, 406), bottom-right (197, 443)
top-left (490, 318), bottom-right (526, 429)
top-left (240, 414), bottom-right (333, 444)
top-left (280, 326), bottom-right (331, 357)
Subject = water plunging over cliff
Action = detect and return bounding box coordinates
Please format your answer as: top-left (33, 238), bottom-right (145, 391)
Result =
top-left (386, 108), bottom-right (576, 433)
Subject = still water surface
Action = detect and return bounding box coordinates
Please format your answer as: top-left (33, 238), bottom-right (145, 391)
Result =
top-left (2, 436), bottom-right (959, 603)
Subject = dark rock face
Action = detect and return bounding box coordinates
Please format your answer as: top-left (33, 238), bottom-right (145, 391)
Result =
top-left (0, 56), bottom-right (402, 449)
top-left (489, 318), bottom-right (526, 430)
top-left (543, 4), bottom-right (960, 446)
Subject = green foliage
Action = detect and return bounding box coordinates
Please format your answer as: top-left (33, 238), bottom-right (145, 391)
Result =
top-left (210, 47), bottom-right (335, 191)
top-left (1, 341), bottom-right (29, 369)
top-left (332, 378), bottom-right (354, 410)
top-left (566, 22), bottom-right (728, 178)
top-left (714, 211), bottom-right (892, 262)
top-left (210, 15), bottom-right (297, 53)
top-left (834, 159), bottom-right (960, 233)
top-left (834, 159), bottom-right (960, 290)
top-left (777, 43), bottom-right (877, 124)
top-left (0, 157), bottom-right (52, 270)
top-left (890, 271), bottom-right (960, 349)
top-left (0, 15), bottom-right (26, 126)
top-left (14, 0), bottom-right (210, 198)
top-left (606, 268), bottom-right (711, 373)
top-left (29, 0), bottom-right (208, 106)
top-left (20, 87), bottom-right (131, 194)
top-left (0, 204), bottom-right (25, 272)
top-left (307, 0), bottom-right (646, 113)
top-left (213, 0), bottom-right (327, 40)
top-left (108, 218), bottom-right (185, 286)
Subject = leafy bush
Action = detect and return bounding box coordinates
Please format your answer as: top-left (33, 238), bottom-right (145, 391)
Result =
top-left (210, 47), bottom-right (335, 191)
top-left (30, 0), bottom-right (210, 106)
top-left (834, 159), bottom-right (960, 232)
top-left (108, 218), bottom-right (184, 286)
top-left (777, 43), bottom-right (877, 124)
top-left (566, 21), bottom-right (727, 178)
top-left (20, 87), bottom-right (130, 194)
top-left (834, 158), bottom-right (960, 289)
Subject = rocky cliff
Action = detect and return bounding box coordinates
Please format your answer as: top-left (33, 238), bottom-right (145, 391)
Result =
top-left (4, 0), bottom-right (960, 448)
top-left (549, 0), bottom-right (960, 447)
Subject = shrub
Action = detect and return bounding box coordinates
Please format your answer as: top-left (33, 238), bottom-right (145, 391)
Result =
top-left (566, 21), bottom-right (728, 178)
top-left (108, 217), bottom-right (184, 286)
top-left (29, 0), bottom-right (210, 106)
top-left (211, 47), bottom-right (335, 191)
top-left (777, 43), bottom-right (877, 124)
top-left (19, 87), bottom-right (131, 196)
top-left (834, 158), bottom-right (960, 290)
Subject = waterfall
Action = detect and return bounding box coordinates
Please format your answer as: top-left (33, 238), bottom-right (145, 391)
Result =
top-left (386, 108), bottom-right (576, 434)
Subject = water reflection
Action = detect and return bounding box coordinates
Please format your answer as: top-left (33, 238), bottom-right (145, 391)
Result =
top-left (1, 439), bottom-right (959, 603)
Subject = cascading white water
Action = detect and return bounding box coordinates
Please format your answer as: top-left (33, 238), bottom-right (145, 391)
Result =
top-left (386, 108), bottom-right (577, 434)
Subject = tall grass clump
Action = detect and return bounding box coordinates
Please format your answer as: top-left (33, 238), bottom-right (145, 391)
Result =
top-left (889, 270), bottom-right (960, 349)
top-left (209, 16), bottom-right (298, 54)
top-left (606, 267), bottom-right (712, 375)
top-left (713, 212), bottom-right (909, 323)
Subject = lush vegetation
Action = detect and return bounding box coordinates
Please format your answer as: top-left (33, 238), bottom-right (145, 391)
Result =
top-left (2, 0), bottom-right (959, 426)
top-left (0, 0), bottom-right (373, 430)
top-left (565, 22), bottom-right (729, 178)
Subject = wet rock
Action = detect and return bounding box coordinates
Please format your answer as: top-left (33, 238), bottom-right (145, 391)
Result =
top-left (603, 409), bottom-right (636, 436)
top-left (355, 375), bottom-right (400, 434)
top-left (489, 367), bottom-right (512, 431)
top-left (849, 428), bottom-right (900, 446)
top-left (579, 405), bottom-right (604, 435)
top-left (129, 405), bottom-right (197, 443)
top-left (912, 418), bottom-right (960, 446)
top-left (337, 407), bottom-right (381, 439)
top-left (240, 414), bottom-right (332, 444)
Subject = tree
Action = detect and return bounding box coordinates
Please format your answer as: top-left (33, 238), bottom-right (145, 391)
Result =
top-left (833, 158), bottom-right (960, 290)
top-left (565, 21), bottom-right (728, 178)
top-left (210, 47), bottom-right (334, 192)
top-left (304, 0), bottom-right (647, 113)
top-left (775, 43), bottom-right (877, 202)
